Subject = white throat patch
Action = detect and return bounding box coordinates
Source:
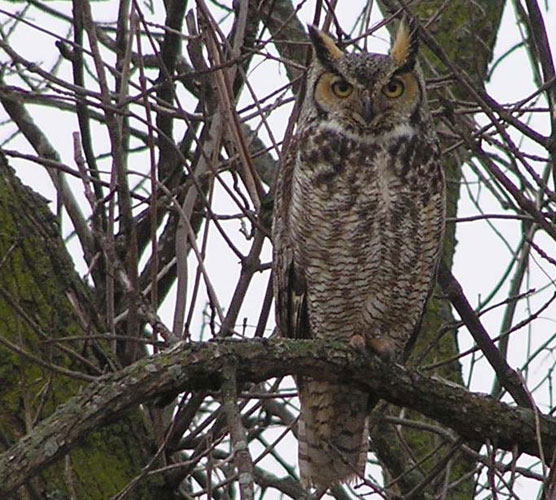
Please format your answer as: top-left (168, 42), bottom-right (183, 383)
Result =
top-left (320, 120), bottom-right (415, 145)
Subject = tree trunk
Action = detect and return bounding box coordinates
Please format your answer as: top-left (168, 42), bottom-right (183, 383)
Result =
top-left (0, 155), bottom-right (172, 498)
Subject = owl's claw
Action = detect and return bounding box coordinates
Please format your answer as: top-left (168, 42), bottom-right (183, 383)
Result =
top-left (367, 337), bottom-right (397, 362)
top-left (349, 334), bottom-right (367, 352)
top-left (350, 334), bottom-right (396, 361)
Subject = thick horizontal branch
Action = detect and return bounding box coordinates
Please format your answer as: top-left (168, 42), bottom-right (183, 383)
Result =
top-left (1, 338), bottom-right (555, 494)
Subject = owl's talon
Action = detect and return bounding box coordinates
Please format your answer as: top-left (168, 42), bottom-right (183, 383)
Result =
top-left (349, 334), bottom-right (367, 353)
top-left (367, 338), bottom-right (397, 362)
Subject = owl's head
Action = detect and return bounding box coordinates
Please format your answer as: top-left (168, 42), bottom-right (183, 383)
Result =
top-left (303, 22), bottom-right (427, 135)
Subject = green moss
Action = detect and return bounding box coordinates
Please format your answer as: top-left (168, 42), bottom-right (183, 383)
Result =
top-left (41, 415), bottom-right (166, 499)
top-left (0, 159), bottom-right (169, 498)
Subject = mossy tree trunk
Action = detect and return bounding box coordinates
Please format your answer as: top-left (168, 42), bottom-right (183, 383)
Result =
top-left (0, 155), bottom-right (173, 499)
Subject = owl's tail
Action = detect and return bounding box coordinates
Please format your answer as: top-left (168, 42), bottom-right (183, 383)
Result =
top-left (297, 378), bottom-right (369, 489)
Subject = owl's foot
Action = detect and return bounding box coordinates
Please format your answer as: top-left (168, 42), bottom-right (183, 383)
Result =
top-left (349, 334), bottom-right (396, 362)
top-left (367, 337), bottom-right (396, 362)
top-left (349, 334), bottom-right (367, 352)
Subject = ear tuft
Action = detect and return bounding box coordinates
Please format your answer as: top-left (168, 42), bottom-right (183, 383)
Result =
top-left (308, 25), bottom-right (344, 68)
top-left (390, 18), bottom-right (419, 72)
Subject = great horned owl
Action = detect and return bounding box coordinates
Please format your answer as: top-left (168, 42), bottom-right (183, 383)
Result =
top-left (272, 21), bottom-right (446, 490)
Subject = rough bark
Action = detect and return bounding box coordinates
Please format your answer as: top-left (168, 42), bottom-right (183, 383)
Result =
top-left (0, 337), bottom-right (554, 496)
top-left (0, 155), bottom-right (172, 499)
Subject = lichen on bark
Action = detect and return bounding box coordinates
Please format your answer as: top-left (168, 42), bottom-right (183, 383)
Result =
top-left (0, 155), bottom-right (168, 498)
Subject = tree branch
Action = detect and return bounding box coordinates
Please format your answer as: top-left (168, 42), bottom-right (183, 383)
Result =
top-left (437, 261), bottom-right (534, 409)
top-left (1, 338), bottom-right (555, 495)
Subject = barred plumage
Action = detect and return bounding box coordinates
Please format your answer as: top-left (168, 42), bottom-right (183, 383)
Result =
top-left (272, 22), bottom-right (446, 490)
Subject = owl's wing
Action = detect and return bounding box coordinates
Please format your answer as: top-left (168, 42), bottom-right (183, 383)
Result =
top-left (403, 147), bottom-right (446, 361)
top-left (402, 261), bottom-right (439, 360)
top-left (272, 135), bottom-right (311, 340)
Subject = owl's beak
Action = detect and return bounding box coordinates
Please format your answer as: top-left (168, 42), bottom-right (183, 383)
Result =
top-left (361, 94), bottom-right (374, 122)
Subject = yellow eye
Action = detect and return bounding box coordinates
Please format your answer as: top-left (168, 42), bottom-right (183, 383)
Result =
top-left (382, 77), bottom-right (405, 98)
top-left (331, 78), bottom-right (353, 98)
